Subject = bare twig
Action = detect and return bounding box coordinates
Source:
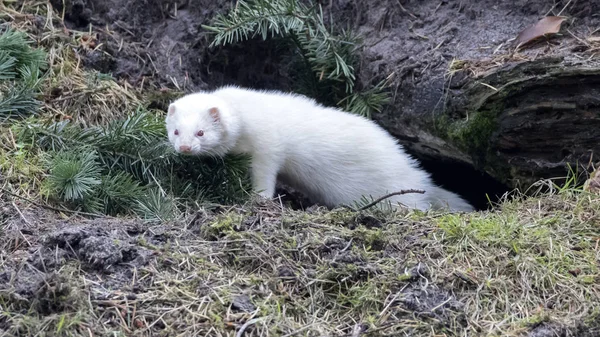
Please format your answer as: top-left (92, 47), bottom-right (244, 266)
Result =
top-left (0, 186), bottom-right (109, 218)
top-left (395, 0), bottom-right (417, 19)
top-left (557, 0), bottom-right (572, 16)
top-left (236, 317), bottom-right (267, 337)
top-left (345, 189), bottom-right (426, 212)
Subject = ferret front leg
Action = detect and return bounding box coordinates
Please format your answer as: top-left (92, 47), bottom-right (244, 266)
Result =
top-left (250, 155), bottom-right (279, 199)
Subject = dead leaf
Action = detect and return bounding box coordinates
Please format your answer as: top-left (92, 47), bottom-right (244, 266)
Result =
top-left (515, 16), bottom-right (567, 49)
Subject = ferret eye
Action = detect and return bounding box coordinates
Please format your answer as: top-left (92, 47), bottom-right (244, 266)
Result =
top-left (196, 130), bottom-right (204, 137)
top-left (174, 129), bottom-right (179, 135)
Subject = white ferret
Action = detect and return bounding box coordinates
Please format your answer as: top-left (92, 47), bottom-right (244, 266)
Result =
top-left (165, 86), bottom-right (474, 212)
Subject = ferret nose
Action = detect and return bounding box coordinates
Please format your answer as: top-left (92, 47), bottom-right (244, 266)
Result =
top-left (179, 145), bottom-right (192, 153)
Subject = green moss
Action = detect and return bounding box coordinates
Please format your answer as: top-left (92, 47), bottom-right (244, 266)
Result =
top-left (447, 108), bottom-right (498, 156)
top-left (437, 198), bottom-right (600, 296)
top-left (335, 281), bottom-right (383, 311)
top-left (352, 227), bottom-right (386, 251)
top-left (0, 126), bottom-right (45, 193)
top-left (396, 272), bottom-right (414, 282)
top-left (324, 209), bottom-right (357, 226)
top-left (519, 312), bottom-right (550, 327)
top-left (438, 212), bottom-right (522, 253)
top-left (201, 213), bottom-right (243, 239)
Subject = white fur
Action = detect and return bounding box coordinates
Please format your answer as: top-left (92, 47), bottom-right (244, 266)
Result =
top-left (165, 86), bottom-right (474, 212)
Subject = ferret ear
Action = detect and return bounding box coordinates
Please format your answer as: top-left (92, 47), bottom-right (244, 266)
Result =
top-left (168, 104), bottom-right (176, 116)
top-left (208, 107), bottom-right (220, 122)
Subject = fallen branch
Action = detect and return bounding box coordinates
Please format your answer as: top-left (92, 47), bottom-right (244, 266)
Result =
top-left (344, 189), bottom-right (426, 212)
top-left (0, 186), bottom-right (110, 219)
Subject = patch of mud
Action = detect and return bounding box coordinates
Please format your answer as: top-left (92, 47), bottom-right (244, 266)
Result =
top-left (0, 202), bottom-right (157, 319)
top-left (230, 294), bottom-right (257, 313)
top-left (397, 287), bottom-right (466, 325)
top-left (0, 270), bottom-right (76, 315)
top-left (528, 322), bottom-right (569, 337)
top-left (44, 0), bottom-right (293, 96)
top-left (527, 320), bottom-right (600, 337)
top-left (25, 220), bottom-right (151, 274)
top-left (275, 185), bottom-right (318, 210)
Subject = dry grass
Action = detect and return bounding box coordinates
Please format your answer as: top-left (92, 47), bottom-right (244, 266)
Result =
top-left (0, 188), bottom-right (599, 336)
top-left (1, 0), bottom-right (175, 126)
top-left (0, 0), bottom-right (172, 204)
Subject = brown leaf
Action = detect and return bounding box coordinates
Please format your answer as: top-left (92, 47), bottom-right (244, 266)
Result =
top-left (515, 16), bottom-right (567, 49)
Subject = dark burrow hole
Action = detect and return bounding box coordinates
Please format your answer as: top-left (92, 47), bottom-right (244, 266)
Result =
top-left (414, 155), bottom-right (511, 211)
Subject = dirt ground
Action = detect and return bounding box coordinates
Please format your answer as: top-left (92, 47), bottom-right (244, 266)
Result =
top-left (2, 189), bottom-right (600, 336)
top-left (52, 0), bottom-right (599, 106)
top-left (3, 178), bottom-right (600, 336)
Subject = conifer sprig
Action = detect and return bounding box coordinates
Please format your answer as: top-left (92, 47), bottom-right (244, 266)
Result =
top-left (0, 51), bottom-right (18, 80)
top-left (18, 110), bottom-right (252, 219)
top-left (203, 0), bottom-right (391, 117)
top-left (46, 150), bottom-right (102, 202)
top-left (0, 28), bottom-right (47, 120)
top-left (204, 0), bottom-right (308, 46)
top-left (0, 28), bottom-right (46, 73)
top-left (0, 87), bottom-right (38, 121)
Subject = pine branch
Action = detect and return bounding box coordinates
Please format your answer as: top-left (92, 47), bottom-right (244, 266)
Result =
top-left (18, 64), bottom-right (45, 89)
top-left (95, 171), bottom-right (146, 215)
top-left (0, 28), bottom-right (47, 120)
top-left (0, 28), bottom-right (47, 73)
top-left (0, 51), bottom-right (17, 80)
top-left (203, 0), bottom-right (309, 47)
top-left (299, 17), bottom-right (358, 92)
top-left (204, 0), bottom-right (391, 118)
top-left (339, 77), bottom-right (392, 118)
top-left (45, 150), bottom-right (102, 202)
top-left (17, 118), bottom-right (101, 152)
top-left (133, 188), bottom-right (177, 222)
top-left (18, 109), bottom-right (252, 217)
top-left (204, 0), bottom-right (357, 92)
top-left (0, 86), bottom-right (39, 120)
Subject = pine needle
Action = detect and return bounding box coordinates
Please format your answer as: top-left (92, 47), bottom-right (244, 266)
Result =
top-left (203, 0), bottom-right (390, 117)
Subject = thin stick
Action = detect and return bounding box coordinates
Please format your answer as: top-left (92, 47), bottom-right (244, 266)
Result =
top-left (395, 0), bottom-right (417, 19)
top-left (346, 189), bottom-right (425, 212)
top-left (0, 186), bottom-right (109, 218)
top-left (430, 296), bottom-right (452, 312)
top-left (236, 317), bottom-right (266, 337)
top-left (11, 202), bottom-right (33, 246)
top-left (557, 0), bottom-right (572, 16)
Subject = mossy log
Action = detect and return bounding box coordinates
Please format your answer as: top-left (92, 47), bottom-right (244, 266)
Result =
top-left (392, 56), bottom-right (600, 189)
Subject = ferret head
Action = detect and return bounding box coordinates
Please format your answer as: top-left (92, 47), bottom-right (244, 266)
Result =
top-left (165, 93), bottom-right (234, 156)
